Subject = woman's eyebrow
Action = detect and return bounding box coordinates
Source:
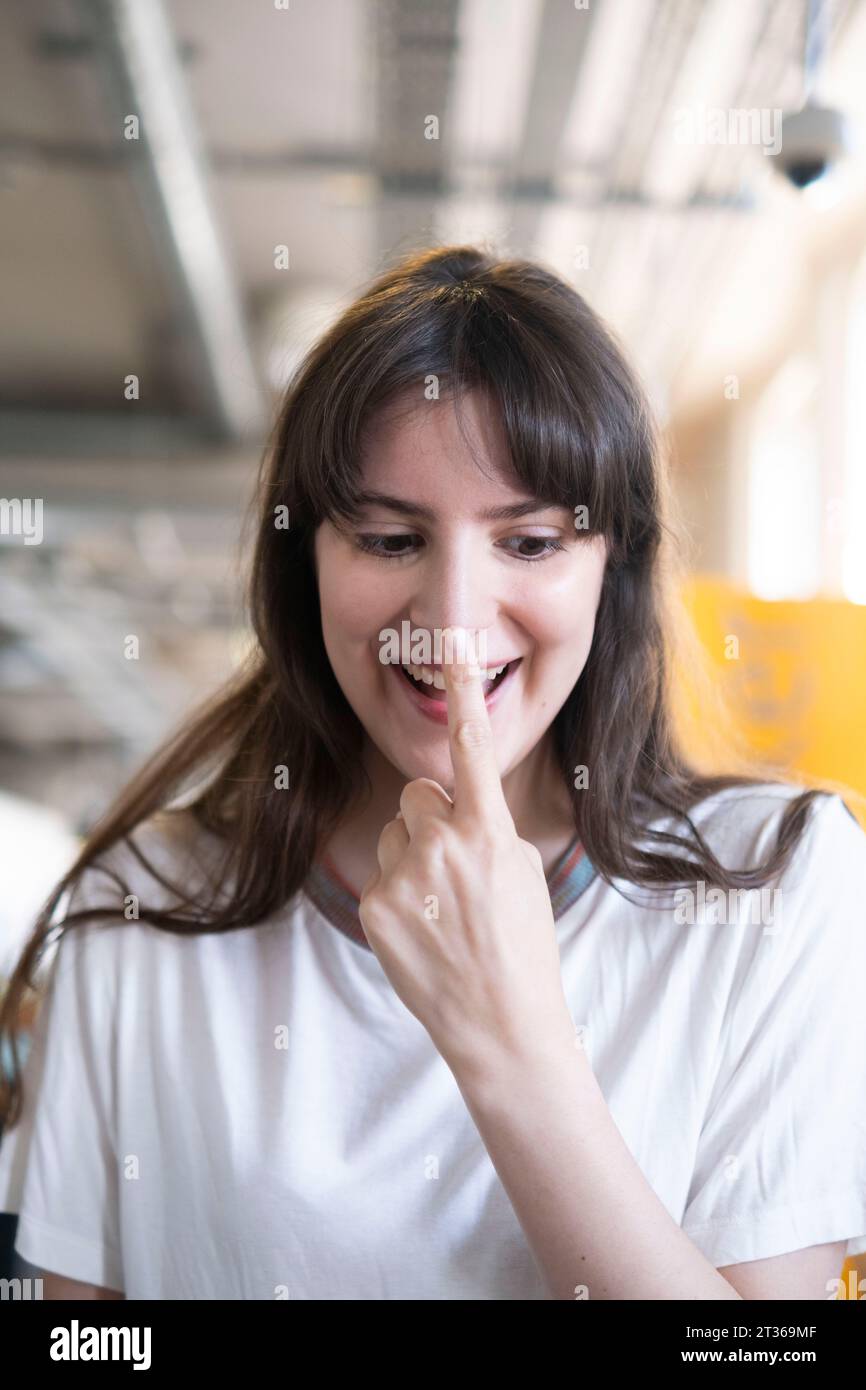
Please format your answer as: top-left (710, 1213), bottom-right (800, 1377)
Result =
top-left (351, 490), bottom-right (563, 522)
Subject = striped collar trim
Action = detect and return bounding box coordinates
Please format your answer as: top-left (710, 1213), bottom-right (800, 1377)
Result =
top-left (303, 834), bottom-right (597, 952)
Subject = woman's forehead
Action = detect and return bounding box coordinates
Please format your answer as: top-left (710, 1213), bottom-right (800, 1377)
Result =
top-left (358, 391), bottom-right (518, 493)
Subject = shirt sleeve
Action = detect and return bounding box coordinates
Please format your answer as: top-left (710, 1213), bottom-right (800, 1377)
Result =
top-left (680, 792), bottom-right (866, 1268)
top-left (0, 869), bottom-right (123, 1290)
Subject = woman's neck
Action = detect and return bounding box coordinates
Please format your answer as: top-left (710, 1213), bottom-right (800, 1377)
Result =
top-left (318, 733), bottom-right (577, 898)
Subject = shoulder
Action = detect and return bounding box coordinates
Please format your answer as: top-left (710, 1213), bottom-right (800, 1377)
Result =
top-left (646, 780), bottom-right (864, 883)
top-left (686, 785), bottom-right (866, 999)
top-left (52, 811), bottom-right (230, 981)
top-left (65, 810), bottom-right (228, 921)
top-left (23, 815), bottom-right (235, 1061)
top-left (631, 782), bottom-right (866, 988)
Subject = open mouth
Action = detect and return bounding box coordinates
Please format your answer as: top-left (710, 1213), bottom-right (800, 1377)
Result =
top-left (398, 658), bottom-right (520, 703)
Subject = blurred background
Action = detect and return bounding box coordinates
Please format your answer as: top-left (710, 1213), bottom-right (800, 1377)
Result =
top-left (2, 0), bottom-right (866, 909)
top-left (1, 0), bottom-right (866, 1294)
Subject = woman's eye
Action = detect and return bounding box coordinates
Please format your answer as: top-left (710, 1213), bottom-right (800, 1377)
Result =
top-left (503, 536), bottom-right (566, 561)
top-left (353, 533), bottom-right (566, 562)
top-left (354, 533), bottom-right (419, 560)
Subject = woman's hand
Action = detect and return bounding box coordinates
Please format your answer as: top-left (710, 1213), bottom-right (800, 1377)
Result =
top-left (358, 629), bottom-right (577, 1083)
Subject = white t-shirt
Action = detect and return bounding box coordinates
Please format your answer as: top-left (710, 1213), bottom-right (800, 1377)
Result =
top-left (1, 782), bottom-right (866, 1299)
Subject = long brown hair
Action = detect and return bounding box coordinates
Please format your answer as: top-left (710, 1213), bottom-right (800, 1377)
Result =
top-left (0, 243), bottom-right (837, 1127)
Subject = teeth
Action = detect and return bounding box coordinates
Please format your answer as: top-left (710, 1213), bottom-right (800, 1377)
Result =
top-left (402, 661), bottom-right (509, 689)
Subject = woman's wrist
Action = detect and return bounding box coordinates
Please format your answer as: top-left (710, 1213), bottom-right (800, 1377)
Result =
top-left (444, 1005), bottom-right (590, 1111)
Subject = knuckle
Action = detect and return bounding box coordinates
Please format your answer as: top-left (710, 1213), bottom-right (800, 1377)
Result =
top-left (358, 900), bottom-right (383, 939)
top-left (471, 836), bottom-right (499, 875)
top-left (416, 817), bottom-right (448, 852)
top-left (400, 778), bottom-right (441, 815)
top-left (455, 717), bottom-right (489, 750)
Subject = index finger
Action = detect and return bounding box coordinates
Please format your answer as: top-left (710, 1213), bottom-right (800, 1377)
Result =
top-left (442, 628), bottom-right (511, 825)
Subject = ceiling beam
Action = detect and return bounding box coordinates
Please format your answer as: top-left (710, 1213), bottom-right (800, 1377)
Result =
top-left (80, 0), bottom-right (268, 443)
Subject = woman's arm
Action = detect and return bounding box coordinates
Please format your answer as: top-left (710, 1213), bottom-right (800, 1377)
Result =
top-left (452, 1022), bottom-right (746, 1300)
top-left (43, 1271), bottom-right (125, 1299)
top-left (457, 1028), bottom-right (848, 1300)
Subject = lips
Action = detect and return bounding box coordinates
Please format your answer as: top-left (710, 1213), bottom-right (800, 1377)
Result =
top-left (400, 659), bottom-right (514, 701)
top-left (388, 656), bottom-right (523, 724)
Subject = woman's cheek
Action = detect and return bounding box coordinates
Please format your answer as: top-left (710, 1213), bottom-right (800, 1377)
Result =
top-left (320, 552), bottom-right (386, 634)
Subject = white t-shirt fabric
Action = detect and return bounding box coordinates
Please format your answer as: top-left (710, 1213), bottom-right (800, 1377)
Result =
top-left (1, 782), bottom-right (866, 1300)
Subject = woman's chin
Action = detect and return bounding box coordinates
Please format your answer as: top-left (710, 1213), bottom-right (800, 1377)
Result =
top-left (386, 746), bottom-right (455, 794)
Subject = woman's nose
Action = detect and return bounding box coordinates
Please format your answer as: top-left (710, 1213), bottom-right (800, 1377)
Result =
top-left (407, 540), bottom-right (498, 646)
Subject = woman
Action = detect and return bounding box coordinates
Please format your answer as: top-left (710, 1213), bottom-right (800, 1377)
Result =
top-left (1, 244), bottom-right (865, 1301)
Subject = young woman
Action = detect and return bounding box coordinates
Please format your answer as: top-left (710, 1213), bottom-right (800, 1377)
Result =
top-left (1, 244), bottom-right (865, 1301)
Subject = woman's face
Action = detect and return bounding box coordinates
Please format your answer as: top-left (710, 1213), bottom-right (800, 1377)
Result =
top-left (313, 390), bottom-right (608, 799)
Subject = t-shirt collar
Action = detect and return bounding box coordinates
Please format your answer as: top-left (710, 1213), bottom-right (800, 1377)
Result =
top-left (304, 834), bottom-right (597, 951)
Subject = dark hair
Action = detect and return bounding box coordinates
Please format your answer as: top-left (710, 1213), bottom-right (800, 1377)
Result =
top-left (0, 243), bottom-right (837, 1127)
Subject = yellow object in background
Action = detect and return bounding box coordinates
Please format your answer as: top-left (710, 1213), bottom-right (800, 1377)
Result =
top-left (673, 575), bottom-right (866, 828)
